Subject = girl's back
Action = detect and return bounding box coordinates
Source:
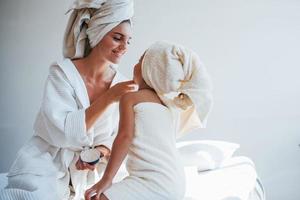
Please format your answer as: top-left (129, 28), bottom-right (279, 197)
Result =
top-left (128, 101), bottom-right (185, 196)
top-left (105, 89), bottom-right (185, 200)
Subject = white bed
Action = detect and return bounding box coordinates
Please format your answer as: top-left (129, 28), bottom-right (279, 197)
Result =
top-left (0, 157), bottom-right (264, 200)
top-left (0, 140), bottom-right (265, 200)
top-left (183, 156), bottom-right (264, 200)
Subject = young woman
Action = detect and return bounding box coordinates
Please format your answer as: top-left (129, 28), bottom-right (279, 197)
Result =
top-left (0, 0), bottom-right (136, 199)
top-left (85, 41), bottom-right (213, 200)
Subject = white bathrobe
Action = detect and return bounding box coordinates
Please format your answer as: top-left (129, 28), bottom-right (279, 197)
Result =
top-left (1, 59), bottom-right (126, 200)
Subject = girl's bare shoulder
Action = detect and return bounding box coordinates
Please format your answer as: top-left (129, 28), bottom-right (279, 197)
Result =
top-left (119, 89), bottom-right (161, 107)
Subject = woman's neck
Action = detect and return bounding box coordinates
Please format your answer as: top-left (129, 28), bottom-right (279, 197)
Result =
top-left (74, 54), bottom-right (113, 82)
top-left (85, 53), bottom-right (110, 79)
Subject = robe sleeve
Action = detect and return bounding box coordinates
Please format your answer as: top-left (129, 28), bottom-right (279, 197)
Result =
top-left (35, 64), bottom-right (92, 148)
top-left (93, 127), bottom-right (117, 150)
top-left (93, 106), bottom-right (119, 150)
top-left (93, 134), bottom-right (114, 150)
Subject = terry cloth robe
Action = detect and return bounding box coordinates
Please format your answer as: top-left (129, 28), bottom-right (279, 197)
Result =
top-left (0, 58), bottom-right (127, 200)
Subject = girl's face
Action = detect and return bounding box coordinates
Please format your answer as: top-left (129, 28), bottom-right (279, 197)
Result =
top-left (95, 21), bottom-right (132, 64)
top-left (133, 54), bottom-right (145, 86)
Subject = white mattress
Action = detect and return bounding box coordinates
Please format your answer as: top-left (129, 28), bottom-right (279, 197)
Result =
top-left (0, 156), bottom-right (260, 200)
top-left (184, 156), bottom-right (257, 200)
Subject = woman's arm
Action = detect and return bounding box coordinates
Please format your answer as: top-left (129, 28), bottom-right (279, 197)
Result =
top-left (41, 66), bottom-right (135, 148)
top-left (84, 92), bottom-right (136, 200)
top-left (85, 80), bottom-right (137, 131)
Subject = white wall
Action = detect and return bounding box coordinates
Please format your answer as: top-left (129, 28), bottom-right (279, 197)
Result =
top-left (1, 0), bottom-right (299, 199)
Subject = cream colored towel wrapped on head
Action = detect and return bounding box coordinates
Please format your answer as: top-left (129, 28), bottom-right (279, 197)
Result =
top-left (63, 0), bottom-right (134, 59)
top-left (141, 41), bottom-right (213, 137)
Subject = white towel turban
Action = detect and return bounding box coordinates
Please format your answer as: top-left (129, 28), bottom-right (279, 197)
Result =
top-left (63, 0), bottom-right (134, 59)
top-left (141, 41), bottom-right (213, 137)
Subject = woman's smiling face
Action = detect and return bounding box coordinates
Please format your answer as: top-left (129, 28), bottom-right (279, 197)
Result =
top-left (95, 21), bottom-right (132, 64)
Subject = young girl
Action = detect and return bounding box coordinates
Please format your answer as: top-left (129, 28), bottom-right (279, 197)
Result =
top-left (84, 41), bottom-right (213, 200)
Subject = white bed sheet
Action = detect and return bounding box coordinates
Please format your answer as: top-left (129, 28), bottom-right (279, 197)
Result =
top-left (0, 157), bottom-right (258, 200)
top-left (184, 156), bottom-right (257, 200)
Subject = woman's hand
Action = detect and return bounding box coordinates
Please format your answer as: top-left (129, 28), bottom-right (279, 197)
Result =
top-left (85, 81), bottom-right (138, 131)
top-left (84, 178), bottom-right (112, 200)
top-left (106, 80), bottom-right (138, 103)
top-left (75, 158), bottom-right (96, 171)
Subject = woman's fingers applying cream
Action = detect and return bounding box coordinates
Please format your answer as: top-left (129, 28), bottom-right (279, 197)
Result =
top-left (106, 80), bottom-right (138, 102)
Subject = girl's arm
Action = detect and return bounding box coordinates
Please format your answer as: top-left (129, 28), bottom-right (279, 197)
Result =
top-left (84, 92), bottom-right (136, 200)
top-left (102, 93), bottom-right (135, 180)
